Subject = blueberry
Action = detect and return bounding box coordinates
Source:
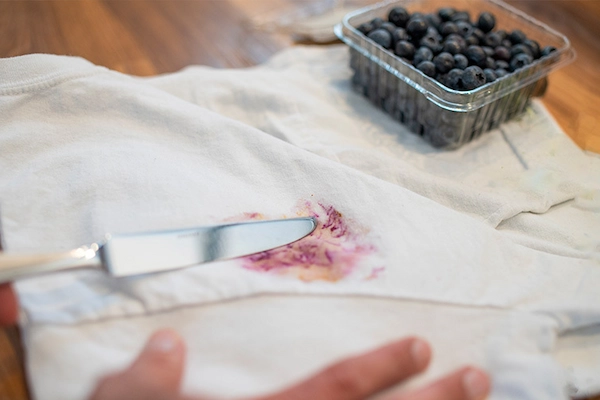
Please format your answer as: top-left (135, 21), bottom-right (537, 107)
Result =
top-left (407, 18), bottom-right (429, 39)
top-left (482, 46), bottom-right (494, 57)
top-left (451, 11), bottom-right (471, 23)
top-left (483, 68), bottom-right (497, 82)
top-left (494, 46), bottom-right (511, 61)
top-left (510, 53), bottom-right (533, 71)
top-left (425, 13), bottom-right (442, 29)
top-left (417, 60), bottom-right (436, 77)
top-left (419, 35), bottom-right (442, 54)
top-left (495, 68), bottom-right (509, 78)
top-left (465, 45), bottom-right (487, 67)
top-left (446, 68), bottom-right (464, 90)
top-left (445, 34), bottom-right (466, 50)
top-left (438, 7), bottom-right (456, 22)
top-left (495, 60), bottom-right (509, 70)
top-left (413, 46), bottom-right (434, 65)
top-left (357, 22), bottom-right (374, 35)
top-left (541, 46), bottom-right (557, 57)
top-left (380, 22), bottom-right (397, 35)
top-left (442, 39), bottom-right (462, 55)
top-left (524, 39), bottom-right (541, 59)
top-left (465, 35), bottom-right (479, 46)
top-left (462, 65), bottom-right (486, 90)
top-left (439, 21), bottom-right (458, 36)
top-left (367, 28), bottom-right (392, 49)
top-left (433, 52), bottom-right (455, 73)
top-left (453, 53), bottom-right (469, 69)
top-left (354, 5), bottom-right (559, 95)
top-left (472, 28), bottom-right (485, 43)
top-left (371, 17), bottom-right (385, 29)
top-left (388, 7), bottom-right (410, 28)
top-left (508, 29), bottom-right (526, 44)
top-left (483, 32), bottom-right (502, 47)
top-left (395, 40), bottom-right (415, 59)
top-left (435, 73), bottom-right (448, 84)
top-left (428, 126), bottom-right (460, 147)
top-left (427, 26), bottom-right (442, 39)
top-left (391, 28), bottom-right (410, 45)
top-left (477, 12), bottom-right (496, 33)
top-left (511, 43), bottom-right (533, 58)
top-left (456, 21), bottom-right (473, 37)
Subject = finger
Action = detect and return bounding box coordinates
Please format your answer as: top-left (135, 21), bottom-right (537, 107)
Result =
top-left (89, 329), bottom-right (187, 400)
top-left (128, 329), bottom-right (187, 390)
top-left (259, 337), bottom-right (431, 400)
top-left (0, 283), bottom-right (18, 326)
top-left (391, 367), bottom-right (490, 400)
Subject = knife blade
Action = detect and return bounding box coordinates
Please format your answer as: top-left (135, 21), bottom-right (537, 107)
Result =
top-left (0, 216), bottom-right (317, 283)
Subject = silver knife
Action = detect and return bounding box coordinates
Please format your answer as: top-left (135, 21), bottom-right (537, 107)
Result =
top-left (0, 217), bottom-right (317, 283)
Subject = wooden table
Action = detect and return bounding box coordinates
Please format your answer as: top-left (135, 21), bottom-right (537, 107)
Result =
top-left (0, 1), bottom-right (599, 399)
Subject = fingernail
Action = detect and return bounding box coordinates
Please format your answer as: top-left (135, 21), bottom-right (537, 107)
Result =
top-left (410, 338), bottom-right (430, 369)
top-left (463, 369), bottom-right (489, 400)
top-left (146, 330), bottom-right (180, 353)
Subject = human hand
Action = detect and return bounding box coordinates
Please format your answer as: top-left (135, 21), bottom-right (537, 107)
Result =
top-left (0, 283), bottom-right (18, 326)
top-left (90, 330), bottom-right (490, 400)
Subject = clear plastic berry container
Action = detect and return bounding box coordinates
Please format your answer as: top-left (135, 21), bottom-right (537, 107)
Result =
top-left (334, 0), bottom-right (575, 149)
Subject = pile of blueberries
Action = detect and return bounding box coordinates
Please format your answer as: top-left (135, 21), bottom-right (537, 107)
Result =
top-left (357, 6), bottom-right (556, 91)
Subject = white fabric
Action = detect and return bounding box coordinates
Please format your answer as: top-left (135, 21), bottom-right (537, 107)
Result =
top-left (145, 47), bottom-right (600, 259)
top-left (0, 47), bottom-right (599, 400)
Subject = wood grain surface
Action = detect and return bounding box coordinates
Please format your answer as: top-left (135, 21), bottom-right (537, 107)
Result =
top-left (0, 1), bottom-right (598, 399)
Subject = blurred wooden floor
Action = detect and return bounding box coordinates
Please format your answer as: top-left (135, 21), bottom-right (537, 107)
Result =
top-left (0, 1), bottom-right (599, 399)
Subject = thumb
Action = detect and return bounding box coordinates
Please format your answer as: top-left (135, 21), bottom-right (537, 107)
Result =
top-left (0, 284), bottom-right (18, 326)
top-left (129, 329), bottom-right (187, 390)
top-left (90, 329), bottom-right (187, 400)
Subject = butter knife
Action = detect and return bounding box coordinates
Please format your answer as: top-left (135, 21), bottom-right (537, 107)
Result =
top-left (0, 217), bottom-right (317, 283)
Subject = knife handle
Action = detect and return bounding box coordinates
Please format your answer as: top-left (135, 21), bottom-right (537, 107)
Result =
top-left (0, 246), bottom-right (103, 284)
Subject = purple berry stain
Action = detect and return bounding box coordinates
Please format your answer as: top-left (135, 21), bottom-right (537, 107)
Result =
top-left (239, 201), bottom-right (377, 282)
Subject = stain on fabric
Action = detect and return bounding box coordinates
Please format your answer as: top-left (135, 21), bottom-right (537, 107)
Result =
top-left (365, 266), bottom-right (385, 280)
top-left (240, 201), bottom-right (376, 282)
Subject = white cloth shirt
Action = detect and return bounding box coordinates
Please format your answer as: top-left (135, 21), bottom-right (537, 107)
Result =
top-left (0, 46), bottom-right (599, 400)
